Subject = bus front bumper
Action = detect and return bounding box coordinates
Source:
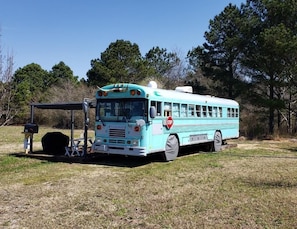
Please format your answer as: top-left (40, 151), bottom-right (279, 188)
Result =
top-left (92, 143), bottom-right (147, 157)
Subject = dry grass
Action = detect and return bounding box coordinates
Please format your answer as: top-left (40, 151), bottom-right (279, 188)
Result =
top-left (1, 126), bottom-right (297, 228)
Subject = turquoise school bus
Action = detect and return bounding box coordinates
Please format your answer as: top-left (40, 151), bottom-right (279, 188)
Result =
top-left (92, 82), bottom-right (239, 161)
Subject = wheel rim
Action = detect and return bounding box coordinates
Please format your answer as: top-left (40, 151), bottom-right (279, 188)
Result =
top-left (214, 131), bottom-right (222, 152)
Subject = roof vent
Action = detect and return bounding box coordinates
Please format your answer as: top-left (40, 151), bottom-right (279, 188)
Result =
top-left (147, 81), bottom-right (158, 88)
top-left (175, 86), bottom-right (193, 94)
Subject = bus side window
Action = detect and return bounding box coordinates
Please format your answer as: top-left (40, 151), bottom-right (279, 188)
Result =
top-left (173, 103), bottom-right (180, 117)
top-left (196, 105), bottom-right (201, 117)
top-left (164, 102), bottom-right (172, 117)
top-left (202, 106), bottom-right (207, 117)
top-left (181, 104), bottom-right (187, 117)
top-left (208, 106), bottom-right (213, 117)
top-left (157, 102), bottom-right (162, 116)
top-left (219, 107), bottom-right (222, 117)
top-left (213, 107), bottom-right (218, 117)
top-left (189, 104), bottom-right (194, 117)
top-left (227, 108), bottom-right (231, 117)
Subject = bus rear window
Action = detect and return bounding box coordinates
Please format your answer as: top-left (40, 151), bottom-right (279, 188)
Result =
top-left (227, 108), bottom-right (239, 117)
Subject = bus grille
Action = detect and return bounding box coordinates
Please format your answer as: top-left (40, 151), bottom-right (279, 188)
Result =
top-left (109, 128), bottom-right (125, 138)
top-left (109, 139), bottom-right (125, 144)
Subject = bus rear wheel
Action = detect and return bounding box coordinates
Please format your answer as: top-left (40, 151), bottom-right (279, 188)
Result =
top-left (164, 135), bottom-right (179, 161)
top-left (213, 131), bottom-right (222, 152)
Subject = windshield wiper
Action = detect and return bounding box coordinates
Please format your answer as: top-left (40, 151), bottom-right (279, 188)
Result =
top-left (99, 118), bottom-right (106, 126)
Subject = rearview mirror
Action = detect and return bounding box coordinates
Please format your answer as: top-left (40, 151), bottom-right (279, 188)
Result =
top-left (82, 101), bottom-right (88, 113)
top-left (150, 106), bottom-right (156, 118)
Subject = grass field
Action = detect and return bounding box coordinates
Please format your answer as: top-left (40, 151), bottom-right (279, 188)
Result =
top-left (0, 126), bottom-right (297, 228)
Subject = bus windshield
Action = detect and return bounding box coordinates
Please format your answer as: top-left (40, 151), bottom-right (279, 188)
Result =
top-left (96, 99), bottom-right (147, 123)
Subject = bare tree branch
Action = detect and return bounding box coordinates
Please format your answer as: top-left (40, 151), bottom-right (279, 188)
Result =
top-left (0, 31), bottom-right (16, 126)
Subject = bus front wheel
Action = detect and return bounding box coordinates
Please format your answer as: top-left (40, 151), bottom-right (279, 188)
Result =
top-left (164, 135), bottom-right (179, 161)
top-left (213, 131), bottom-right (222, 152)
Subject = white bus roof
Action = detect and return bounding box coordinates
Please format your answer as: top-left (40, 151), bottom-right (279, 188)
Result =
top-left (100, 83), bottom-right (239, 107)
top-left (145, 87), bottom-right (238, 107)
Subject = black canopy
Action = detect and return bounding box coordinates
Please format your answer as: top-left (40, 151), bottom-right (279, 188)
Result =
top-left (31, 102), bottom-right (88, 110)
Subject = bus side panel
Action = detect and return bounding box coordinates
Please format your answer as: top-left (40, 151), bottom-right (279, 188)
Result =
top-left (220, 121), bottom-right (240, 140)
top-left (162, 118), bottom-right (239, 146)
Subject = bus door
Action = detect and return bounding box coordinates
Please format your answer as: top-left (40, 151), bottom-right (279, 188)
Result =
top-left (149, 101), bottom-right (165, 153)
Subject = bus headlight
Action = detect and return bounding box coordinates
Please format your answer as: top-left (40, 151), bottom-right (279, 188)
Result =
top-left (95, 138), bottom-right (103, 144)
top-left (131, 140), bottom-right (139, 146)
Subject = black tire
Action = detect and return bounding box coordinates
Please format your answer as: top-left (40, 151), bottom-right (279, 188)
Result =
top-left (164, 135), bottom-right (179, 161)
top-left (213, 131), bottom-right (222, 152)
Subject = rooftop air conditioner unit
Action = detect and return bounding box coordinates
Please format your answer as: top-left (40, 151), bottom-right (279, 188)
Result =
top-left (175, 86), bottom-right (193, 94)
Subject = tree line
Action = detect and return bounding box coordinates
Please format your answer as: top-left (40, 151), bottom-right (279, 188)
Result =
top-left (1, 0), bottom-right (297, 138)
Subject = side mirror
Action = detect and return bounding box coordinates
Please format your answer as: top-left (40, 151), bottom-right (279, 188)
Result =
top-left (82, 101), bottom-right (89, 113)
top-left (150, 106), bottom-right (156, 118)
top-left (136, 119), bottom-right (145, 127)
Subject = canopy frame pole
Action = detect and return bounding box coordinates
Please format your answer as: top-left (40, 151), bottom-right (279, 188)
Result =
top-left (70, 110), bottom-right (74, 149)
top-left (29, 105), bottom-right (34, 153)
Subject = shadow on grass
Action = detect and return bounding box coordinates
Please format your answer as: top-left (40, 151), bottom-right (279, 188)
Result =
top-left (10, 144), bottom-right (212, 168)
top-left (226, 153), bottom-right (297, 160)
top-left (240, 177), bottom-right (297, 189)
top-left (10, 144), bottom-right (237, 168)
top-left (10, 150), bottom-right (166, 168)
top-left (282, 147), bottom-right (297, 153)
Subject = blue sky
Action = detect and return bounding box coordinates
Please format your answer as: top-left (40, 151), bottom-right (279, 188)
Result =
top-left (0, 0), bottom-right (243, 79)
